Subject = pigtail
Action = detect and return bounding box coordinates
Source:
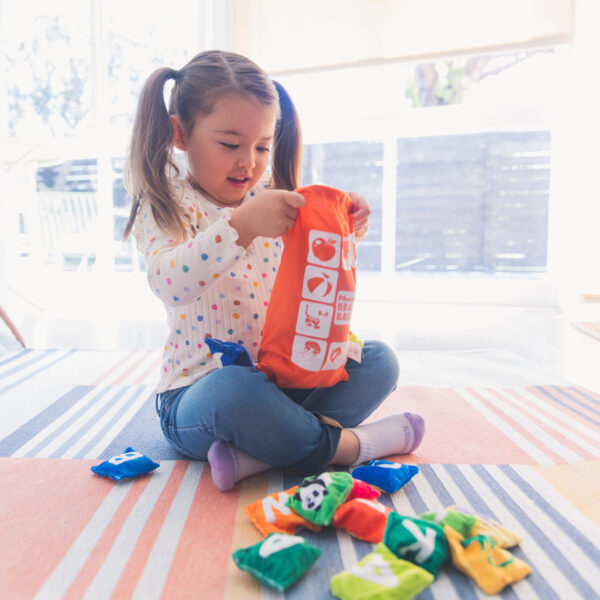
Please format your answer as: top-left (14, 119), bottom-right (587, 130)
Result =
top-left (271, 80), bottom-right (302, 191)
top-left (123, 67), bottom-right (186, 242)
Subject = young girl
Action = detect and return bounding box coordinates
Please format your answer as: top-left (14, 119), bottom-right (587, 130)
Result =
top-left (123, 50), bottom-right (424, 492)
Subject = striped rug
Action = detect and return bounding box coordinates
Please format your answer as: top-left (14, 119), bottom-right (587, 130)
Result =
top-left (1, 349), bottom-right (599, 599)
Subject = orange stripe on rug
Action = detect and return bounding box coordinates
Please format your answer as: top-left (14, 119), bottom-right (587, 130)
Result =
top-left (133, 356), bottom-right (162, 386)
top-left (503, 388), bottom-right (600, 459)
top-left (0, 458), bottom-right (114, 599)
top-left (111, 351), bottom-right (155, 386)
top-left (110, 461), bottom-right (189, 598)
top-left (467, 387), bottom-right (565, 463)
top-left (161, 464), bottom-right (242, 599)
top-left (532, 461), bottom-right (600, 527)
top-left (62, 475), bottom-right (153, 600)
top-left (371, 386), bottom-right (534, 464)
top-left (91, 350), bottom-right (138, 386)
top-left (223, 471), bottom-right (270, 600)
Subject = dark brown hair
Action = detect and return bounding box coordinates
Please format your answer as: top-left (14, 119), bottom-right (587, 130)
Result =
top-left (123, 50), bottom-right (302, 242)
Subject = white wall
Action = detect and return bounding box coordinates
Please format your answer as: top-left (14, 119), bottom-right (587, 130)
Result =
top-left (548, 0), bottom-right (600, 317)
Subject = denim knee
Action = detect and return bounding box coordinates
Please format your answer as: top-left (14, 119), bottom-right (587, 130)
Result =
top-left (360, 339), bottom-right (400, 392)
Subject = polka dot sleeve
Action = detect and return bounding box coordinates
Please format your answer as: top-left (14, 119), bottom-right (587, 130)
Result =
top-left (143, 210), bottom-right (246, 307)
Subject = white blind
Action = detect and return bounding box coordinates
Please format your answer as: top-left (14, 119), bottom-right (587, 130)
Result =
top-left (232, 0), bottom-right (574, 74)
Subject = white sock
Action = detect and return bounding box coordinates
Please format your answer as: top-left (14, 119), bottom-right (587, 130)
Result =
top-left (208, 441), bottom-right (271, 492)
top-left (348, 412), bottom-right (425, 466)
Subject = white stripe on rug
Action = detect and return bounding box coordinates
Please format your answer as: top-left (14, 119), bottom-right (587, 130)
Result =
top-left (434, 464), bottom-right (542, 600)
top-left (37, 385), bottom-right (142, 458)
top-left (33, 478), bottom-right (134, 600)
top-left (75, 385), bottom-right (152, 459)
top-left (403, 469), bottom-right (479, 600)
top-left (83, 462), bottom-right (176, 599)
top-left (513, 388), bottom-right (600, 452)
top-left (131, 461), bottom-right (204, 600)
top-left (464, 464), bottom-right (585, 600)
top-left (0, 350), bottom-right (71, 387)
top-left (475, 388), bottom-right (584, 462)
top-left (488, 465), bottom-right (600, 587)
top-left (12, 385), bottom-right (115, 458)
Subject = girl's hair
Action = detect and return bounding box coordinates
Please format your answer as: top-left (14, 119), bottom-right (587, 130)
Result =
top-left (122, 50), bottom-right (302, 242)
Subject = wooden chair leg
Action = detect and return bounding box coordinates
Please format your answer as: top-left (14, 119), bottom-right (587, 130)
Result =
top-left (0, 305), bottom-right (26, 348)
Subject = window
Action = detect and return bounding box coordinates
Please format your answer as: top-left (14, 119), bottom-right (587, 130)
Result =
top-left (395, 131), bottom-right (551, 274)
top-left (3, 0), bottom-right (205, 273)
top-left (279, 48), bottom-right (561, 290)
top-left (3, 1), bottom-right (587, 309)
top-left (302, 142), bottom-right (383, 271)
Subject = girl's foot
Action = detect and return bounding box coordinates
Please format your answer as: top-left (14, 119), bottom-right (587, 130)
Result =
top-left (349, 412), bottom-right (425, 465)
top-left (207, 441), bottom-right (271, 492)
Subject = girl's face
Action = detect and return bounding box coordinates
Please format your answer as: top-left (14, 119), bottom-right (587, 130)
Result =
top-left (177, 94), bottom-right (277, 207)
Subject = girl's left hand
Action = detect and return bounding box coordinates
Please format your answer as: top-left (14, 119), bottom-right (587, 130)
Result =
top-left (349, 192), bottom-right (370, 240)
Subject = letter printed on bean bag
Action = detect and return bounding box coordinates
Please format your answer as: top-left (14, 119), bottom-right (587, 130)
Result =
top-left (445, 526), bottom-right (531, 594)
top-left (383, 513), bottom-right (448, 578)
top-left (244, 486), bottom-right (322, 536)
top-left (232, 532), bottom-right (322, 591)
top-left (330, 543), bottom-right (434, 600)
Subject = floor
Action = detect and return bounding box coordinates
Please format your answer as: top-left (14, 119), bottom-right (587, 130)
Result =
top-left (2, 271), bottom-right (600, 392)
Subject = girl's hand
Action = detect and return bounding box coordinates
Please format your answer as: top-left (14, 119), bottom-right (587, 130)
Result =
top-left (349, 192), bottom-right (370, 240)
top-left (230, 190), bottom-right (306, 247)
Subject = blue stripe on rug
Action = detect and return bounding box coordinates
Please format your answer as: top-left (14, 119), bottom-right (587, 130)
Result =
top-left (415, 465), bottom-right (479, 600)
top-left (417, 587), bottom-right (435, 600)
top-left (0, 349), bottom-right (57, 380)
top-left (24, 385), bottom-right (115, 457)
top-left (0, 348), bottom-right (32, 368)
top-left (72, 385), bottom-right (150, 459)
top-left (49, 385), bottom-right (132, 458)
top-left (99, 390), bottom-right (181, 460)
top-left (472, 464), bottom-right (597, 600)
top-left (0, 349), bottom-right (77, 396)
top-left (567, 386), bottom-right (600, 407)
top-left (419, 463), bottom-right (456, 507)
top-left (550, 385), bottom-right (600, 416)
top-left (534, 386), bottom-right (600, 426)
top-left (0, 384), bottom-right (94, 456)
top-left (404, 479), bottom-right (428, 515)
top-left (444, 464), bottom-right (559, 600)
top-left (500, 465), bottom-right (600, 565)
top-left (442, 464), bottom-right (500, 522)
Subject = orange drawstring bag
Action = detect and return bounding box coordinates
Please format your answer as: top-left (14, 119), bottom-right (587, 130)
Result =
top-left (257, 184), bottom-right (357, 388)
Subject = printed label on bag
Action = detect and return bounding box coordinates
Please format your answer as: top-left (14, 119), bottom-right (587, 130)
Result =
top-left (334, 290), bottom-right (355, 325)
top-left (296, 301), bottom-right (333, 339)
top-left (302, 265), bottom-right (338, 304)
top-left (322, 341), bottom-right (348, 370)
top-left (308, 230), bottom-right (341, 268)
top-left (291, 335), bottom-right (327, 371)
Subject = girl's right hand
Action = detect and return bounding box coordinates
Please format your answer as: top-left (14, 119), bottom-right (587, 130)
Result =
top-left (230, 190), bottom-right (305, 247)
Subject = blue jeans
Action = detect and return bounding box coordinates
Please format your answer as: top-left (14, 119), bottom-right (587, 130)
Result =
top-left (156, 340), bottom-right (399, 474)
